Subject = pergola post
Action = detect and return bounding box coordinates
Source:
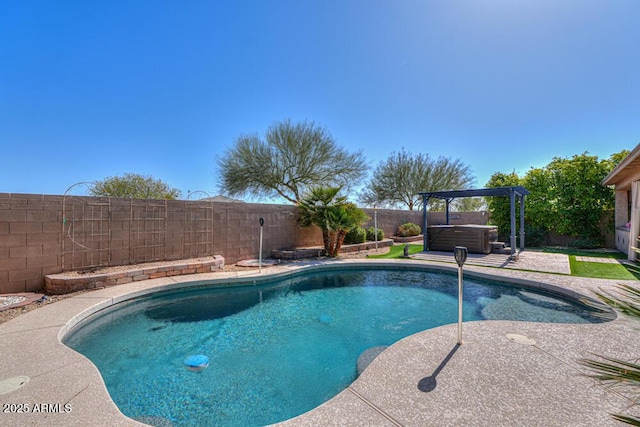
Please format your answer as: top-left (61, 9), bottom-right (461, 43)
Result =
top-left (422, 195), bottom-right (429, 252)
top-left (510, 188), bottom-right (516, 255)
top-left (519, 193), bottom-right (526, 251)
top-left (445, 199), bottom-right (450, 225)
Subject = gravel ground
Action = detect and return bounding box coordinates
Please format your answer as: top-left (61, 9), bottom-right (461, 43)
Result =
top-left (0, 247), bottom-right (390, 325)
top-left (0, 289), bottom-right (94, 324)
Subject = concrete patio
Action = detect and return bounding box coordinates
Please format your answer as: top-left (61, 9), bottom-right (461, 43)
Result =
top-left (0, 255), bottom-right (638, 426)
top-left (411, 250), bottom-right (571, 274)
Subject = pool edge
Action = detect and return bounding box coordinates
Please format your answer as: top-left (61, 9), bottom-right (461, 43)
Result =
top-left (0, 259), bottom-right (636, 426)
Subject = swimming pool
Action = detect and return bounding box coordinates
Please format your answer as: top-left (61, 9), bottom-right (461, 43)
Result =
top-left (63, 266), bottom-right (612, 427)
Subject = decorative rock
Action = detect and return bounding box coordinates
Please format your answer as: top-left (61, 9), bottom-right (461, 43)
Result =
top-left (0, 294), bottom-right (45, 312)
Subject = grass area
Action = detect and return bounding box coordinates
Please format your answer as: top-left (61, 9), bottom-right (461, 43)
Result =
top-left (536, 247), bottom-right (639, 279)
top-left (540, 247), bottom-right (626, 259)
top-left (568, 256), bottom-right (640, 280)
top-left (368, 243), bottom-right (423, 259)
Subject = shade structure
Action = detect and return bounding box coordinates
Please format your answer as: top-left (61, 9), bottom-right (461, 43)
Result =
top-left (418, 186), bottom-right (530, 255)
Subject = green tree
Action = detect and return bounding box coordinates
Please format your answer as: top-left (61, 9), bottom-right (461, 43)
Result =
top-left (89, 173), bottom-right (181, 199)
top-left (520, 167), bottom-right (554, 245)
top-left (547, 153), bottom-right (615, 245)
top-left (579, 284), bottom-right (640, 426)
top-left (297, 187), bottom-right (369, 257)
top-left (360, 149), bottom-right (475, 210)
top-left (486, 149), bottom-right (626, 248)
top-left (609, 149), bottom-right (631, 167)
top-left (451, 197), bottom-right (486, 212)
top-left (485, 171), bottom-right (521, 239)
top-left (218, 119), bottom-right (368, 204)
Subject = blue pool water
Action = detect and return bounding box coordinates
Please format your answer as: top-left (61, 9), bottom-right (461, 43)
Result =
top-left (63, 267), bottom-right (611, 427)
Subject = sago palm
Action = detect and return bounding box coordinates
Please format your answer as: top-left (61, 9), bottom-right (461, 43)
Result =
top-left (579, 284), bottom-right (640, 426)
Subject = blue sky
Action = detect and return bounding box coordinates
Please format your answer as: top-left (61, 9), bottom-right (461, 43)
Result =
top-left (1, 0), bottom-right (638, 200)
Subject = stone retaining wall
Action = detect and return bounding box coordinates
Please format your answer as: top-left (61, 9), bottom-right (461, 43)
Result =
top-left (391, 235), bottom-right (424, 243)
top-left (271, 239), bottom-right (394, 260)
top-left (44, 256), bottom-right (225, 294)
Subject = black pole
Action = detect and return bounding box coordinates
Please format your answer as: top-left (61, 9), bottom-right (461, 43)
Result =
top-left (422, 195), bottom-right (429, 252)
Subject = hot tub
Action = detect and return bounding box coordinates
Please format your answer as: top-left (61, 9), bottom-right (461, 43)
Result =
top-left (427, 225), bottom-right (498, 254)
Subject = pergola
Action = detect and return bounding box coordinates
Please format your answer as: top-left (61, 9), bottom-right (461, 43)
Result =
top-left (418, 186), bottom-right (530, 255)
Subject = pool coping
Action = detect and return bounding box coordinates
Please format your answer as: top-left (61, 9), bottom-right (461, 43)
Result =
top-left (0, 258), bottom-right (639, 426)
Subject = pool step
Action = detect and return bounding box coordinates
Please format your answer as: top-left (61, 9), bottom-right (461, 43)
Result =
top-left (356, 346), bottom-right (388, 376)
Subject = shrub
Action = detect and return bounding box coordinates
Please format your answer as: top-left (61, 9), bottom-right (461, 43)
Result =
top-left (396, 222), bottom-right (421, 237)
top-left (366, 227), bottom-right (384, 241)
top-left (568, 237), bottom-right (603, 249)
top-left (344, 227), bottom-right (367, 244)
top-left (524, 225), bottom-right (549, 247)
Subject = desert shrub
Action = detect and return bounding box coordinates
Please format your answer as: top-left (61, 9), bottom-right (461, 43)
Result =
top-left (366, 227), bottom-right (384, 241)
top-left (344, 227), bottom-right (367, 244)
top-left (396, 222), bottom-right (421, 237)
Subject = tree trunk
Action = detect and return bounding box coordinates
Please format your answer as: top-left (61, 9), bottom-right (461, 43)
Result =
top-left (333, 230), bottom-right (347, 256)
top-left (322, 229), bottom-right (331, 256)
top-left (326, 230), bottom-right (341, 257)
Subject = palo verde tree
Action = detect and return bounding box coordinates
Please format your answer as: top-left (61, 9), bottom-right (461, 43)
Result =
top-left (451, 196), bottom-right (487, 212)
top-left (297, 187), bottom-right (369, 257)
top-left (359, 149), bottom-right (475, 210)
top-left (89, 173), bottom-right (181, 199)
top-left (217, 119), bottom-right (368, 204)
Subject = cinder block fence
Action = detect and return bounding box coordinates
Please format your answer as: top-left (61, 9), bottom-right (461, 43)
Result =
top-left (0, 193), bottom-right (486, 293)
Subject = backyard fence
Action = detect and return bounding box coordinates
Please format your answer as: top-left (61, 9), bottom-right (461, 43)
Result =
top-left (61, 195), bottom-right (217, 271)
top-left (1, 192), bottom-right (489, 293)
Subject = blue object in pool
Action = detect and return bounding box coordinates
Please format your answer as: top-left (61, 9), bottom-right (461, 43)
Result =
top-left (184, 354), bottom-right (209, 372)
top-left (318, 314), bottom-right (332, 324)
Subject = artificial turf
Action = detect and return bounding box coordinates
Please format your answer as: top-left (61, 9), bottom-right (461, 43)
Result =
top-left (568, 256), bottom-right (640, 280)
top-left (368, 243), bottom-right (423, 259)
top-left (540, 247), bottom-right (639, 279)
